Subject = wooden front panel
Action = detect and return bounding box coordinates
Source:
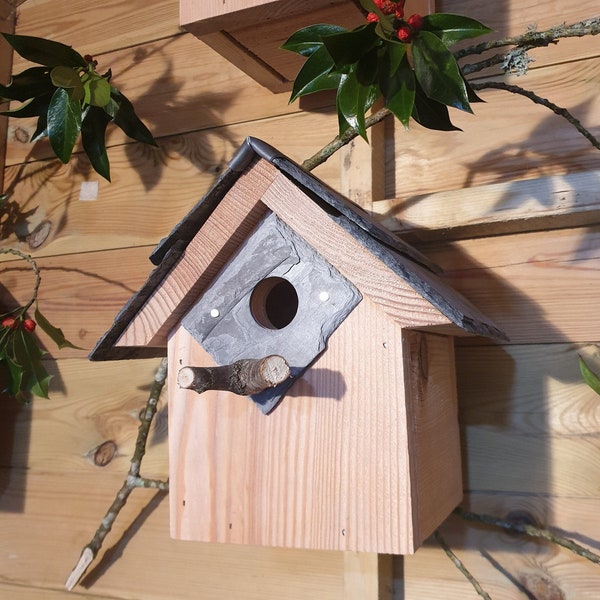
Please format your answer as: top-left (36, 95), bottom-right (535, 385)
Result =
top-left (168, 295), bottom-right (418, 554)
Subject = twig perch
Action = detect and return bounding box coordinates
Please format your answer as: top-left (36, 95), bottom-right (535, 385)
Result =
top-left (178, 355), bottom-right (290, 396)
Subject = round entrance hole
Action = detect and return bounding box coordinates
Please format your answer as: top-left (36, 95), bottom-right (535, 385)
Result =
top-left (250, 277), bottom-right (299, 330)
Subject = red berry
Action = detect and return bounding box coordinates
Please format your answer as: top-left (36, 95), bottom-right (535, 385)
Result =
top-left (2, 317), bottom-right (17, 329)
top-left (366, 12), bottom-right (379, 23)
top-left (396, 25), bottom-right (413, 43)
top-left (23, 319), bottom-right (36, 333)
top-left (407, 13), bottom-right (424, 31)
top-left (394, 6), bottom-right (404, 19)
top-left (373, 0), bottom-right (397, 15)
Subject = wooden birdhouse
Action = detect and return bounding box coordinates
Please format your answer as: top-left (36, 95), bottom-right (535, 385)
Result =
top-left (90, 137), bottom-right (505, 555)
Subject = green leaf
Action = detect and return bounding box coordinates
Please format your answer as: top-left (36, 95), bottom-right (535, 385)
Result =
top-left (2, 33), bottom-right (86, 68)
top-left (356, 47), bottom-right (379, 86)
top-left (412, 30), bottom-right (471, 113)
top-left (81, 107), bottom-right (111, 181)
top-left (422, 14), bottom-right (492, 47)
top-left (412, 81), bottom-right (461, 131)
top-left (336, 67), bottom-right (379, 141)
top-left (0, 92), bottom-right (52, 119)
top-left (3, 354), bottom-right (23, 397)
top-left (289, 45), bottom-right (337, 102)
top-left (31, 112), bottom-right (49, 142)
top-left (14, 330), bottom-right (51, 399)
top-left (50, 65), bottom-right (81, 88)
top-left (380, 54), bottom-right (415, 128)
top-left (323, 24), bottom-right (379, 69)
top-left (86, 75), bottom-right (111, 107)
top-left (0, 66), bottom-right (53, 101)
top-left (109, 89), bottom-right (157, 146)
top-left (579, 356), bottom-right (600, 396)
top-left (34, 306), bottom-right (83, 350)
top-left (281, 24), bottom-right (348, 56)
top-left (47, 87), bottom-right (82, 163)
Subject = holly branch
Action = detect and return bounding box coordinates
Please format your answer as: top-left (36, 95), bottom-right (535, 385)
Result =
top-left (301, 15), bottom-right (600, 171)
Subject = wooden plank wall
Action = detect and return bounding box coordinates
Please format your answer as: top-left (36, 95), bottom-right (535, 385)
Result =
top-left (0, 1), bottom-right (598, 599)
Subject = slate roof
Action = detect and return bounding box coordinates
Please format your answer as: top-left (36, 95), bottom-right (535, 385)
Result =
top-left (90, 137), bottom-right (506, 361)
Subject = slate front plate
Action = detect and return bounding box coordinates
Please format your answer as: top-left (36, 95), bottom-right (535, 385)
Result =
top-left (181, 212), bottom-right (362, 413)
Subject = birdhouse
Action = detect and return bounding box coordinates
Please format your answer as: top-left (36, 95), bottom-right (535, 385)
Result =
top-left (90, 137), bottom-right (505, 554)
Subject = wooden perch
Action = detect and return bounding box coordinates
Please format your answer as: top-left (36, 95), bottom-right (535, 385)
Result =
top-left (177, 355), bottom-right (290, 396)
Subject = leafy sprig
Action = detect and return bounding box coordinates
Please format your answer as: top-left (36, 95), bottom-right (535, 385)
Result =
top-left (282, 1), bottom-right (491, 138)
top-left (0, 34), bottom-right (156, 181)
top-left (0, 248), bottom-right (81, 402)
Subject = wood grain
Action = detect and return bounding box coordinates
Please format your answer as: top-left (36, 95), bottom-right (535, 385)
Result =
top-left (259, 168), bottom-right (456, 332)
top-left (389, 56), bottom-right (600, 198)
top-left (115, 159), bottom-right (274, 348)
top-left (14, 0), bottom-right (181, 69)
top-left (2, 111), bottom-right (341, 258)
top-left (5, 32), bottom-right (335, 166)
top-left (376, 168), bottom-right (600, 241)
top-left (0, 470), bottom-right (345, 599)
top-left (423, 225), bottom-right (600, 344)
top-left (168, 296), bottom-right (460, 554)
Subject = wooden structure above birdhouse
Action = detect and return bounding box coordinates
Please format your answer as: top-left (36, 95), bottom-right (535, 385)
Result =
top-left (179, 0), bottom-right (434, 92)
top-left (90, 137), bottom-right (505, 554)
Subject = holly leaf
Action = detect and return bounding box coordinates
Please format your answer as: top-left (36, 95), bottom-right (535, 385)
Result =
top-left (412, 30), bottom-right (472, 113)
top-left (0, 66), bottom-right (53, 101)
top-left (281, 24), bottom-right (348, 57)
top-left (289, 45), bottom-right (337, 102)
top-left (35, 306), bottom-right (83, 350)
top-left (412, 81), bottom-right (461, 131)
top-left (323, 23), bottom-right (379, 69)
top-left (3, 353), bottom-right (23, 397)
top-left (336, 67), bottom-right (379, 141)
top-left (109, 88), bottom-right (157, 146)
top-left (13, 330), bottom-right (51, 399)
top-left (0, 92), bottom-right (52, 118)
top-left (2, 33), bottom-right (86, 68)
top-left (81, 107), bottom-right (111, 181)
top-left (47, 87), bottom-right (82, 162)
top-left (380, 54), bottom-right (415, 128)
top-left (579, 356), bottom-right (600, 396)
top-left (86, 75), bottom-right (111, 107)
top-left (422, 14), bottom-right (492, 47)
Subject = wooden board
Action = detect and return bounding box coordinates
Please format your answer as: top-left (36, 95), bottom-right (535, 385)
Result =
top-left (0, 470), bottom-right (345, 599)
top-left (1, 110), bottom-right (341, 258)
top-left (376, 168), bottom-right (600, 240)
top-left (0, 0), bottom-right (15, 193)
top-left (13, 0), bottom-right (181, 70)
top-left (387, 56), bottom-right (600, 199)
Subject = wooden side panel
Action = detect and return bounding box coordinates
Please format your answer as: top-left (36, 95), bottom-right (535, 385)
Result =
top-left (402, 331), bottom-right (462, 544)
top-left (169, 296), bottom-right (418, 554)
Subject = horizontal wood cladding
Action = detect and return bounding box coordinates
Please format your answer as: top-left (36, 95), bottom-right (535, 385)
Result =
top-left (387, 55), bottom-right (600, 200)
top-left (0, 225), bottom-right (596, 361)
top-left (0, 470), bottom-right (345, 599)
top-left (1, 111), bottom-right (341, 258)
top-left (13, 0), bottom-right (181, 69)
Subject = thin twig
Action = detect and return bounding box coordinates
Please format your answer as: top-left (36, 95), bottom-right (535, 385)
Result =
top-left (471, 81), bottom-right (600, 150)
top-left (65, 358), bottom-right (169, 591)
top-left (302, 107), bottom-right (392, 172)
top-left (455, 507), bottom-right (600, 566)
top-left (434, 530), bottom-right (492, 600)
top-left (456, 17), bottom-right (600, 61)
top-left (0, 247), bottom-right (41, 314)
